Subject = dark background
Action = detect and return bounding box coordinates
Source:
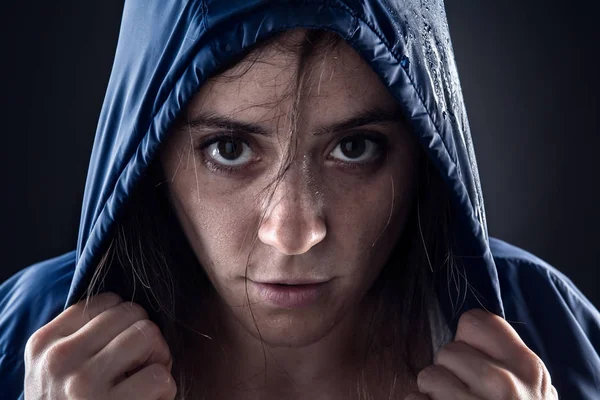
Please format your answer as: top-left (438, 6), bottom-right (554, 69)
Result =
top-left (1, 1), bottom-right (598, 307)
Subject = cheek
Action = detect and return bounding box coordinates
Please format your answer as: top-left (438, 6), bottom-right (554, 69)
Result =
top-left (166, 174), bottom-right (262, 280)
top-left (325, 167), bottom-right (417, 269)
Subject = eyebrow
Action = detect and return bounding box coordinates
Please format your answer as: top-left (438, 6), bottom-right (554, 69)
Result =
top-left (186, 112), bottom-right (271, 136)
top-left (313, 107), bottom-right (404, 136)
top-left (186, 107), bottom-right (403, 137)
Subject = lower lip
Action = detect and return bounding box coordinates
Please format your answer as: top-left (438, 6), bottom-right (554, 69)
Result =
top-left (253, 281), bottom-right (329, 308)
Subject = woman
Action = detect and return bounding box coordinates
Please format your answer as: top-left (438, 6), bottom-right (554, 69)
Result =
top-left (1, 1), bottom-right (598, 399)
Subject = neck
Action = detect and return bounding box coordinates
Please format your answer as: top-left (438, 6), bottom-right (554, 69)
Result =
top-left (200, 291), bottom-right (382, 398)
top-left (181, 286), bottom-right (431, 399)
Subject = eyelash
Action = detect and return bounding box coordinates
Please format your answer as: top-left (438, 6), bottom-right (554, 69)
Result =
top-left (196, 133), bottom-right (254, 174)
top-left (328, 133), bottom-right (388, 170)
top-left (196, 132), bottom-right (388, 175)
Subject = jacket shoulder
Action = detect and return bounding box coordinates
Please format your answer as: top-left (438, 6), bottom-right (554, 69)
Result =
top-left (489, 237), bottom-right (598, 312)
top-left (0, 251), bottom-right (76, 399)
top-left (489, 237), bottom-right (600, 399)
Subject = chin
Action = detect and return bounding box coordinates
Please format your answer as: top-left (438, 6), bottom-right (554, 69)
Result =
top-left (240, 307), bottom-right (343, 348)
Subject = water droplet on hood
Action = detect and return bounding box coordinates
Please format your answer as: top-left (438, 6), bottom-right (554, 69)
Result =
top-left (400, 55), bottom-right (410, 69)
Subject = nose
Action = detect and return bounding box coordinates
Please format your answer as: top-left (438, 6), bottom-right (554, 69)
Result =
top-left (257, 175), bottom-right (327, 255)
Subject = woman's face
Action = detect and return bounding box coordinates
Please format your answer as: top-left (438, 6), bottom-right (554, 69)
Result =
top-left (160, 31), bottom-right (420, 347)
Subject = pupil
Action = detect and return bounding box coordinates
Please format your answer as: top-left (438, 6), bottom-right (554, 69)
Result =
top-left (341, 138), bottom-right (366, 158)
top-left (218, 139), bottom-right (241, 160)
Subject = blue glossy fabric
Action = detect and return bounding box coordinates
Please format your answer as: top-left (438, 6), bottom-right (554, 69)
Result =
top-left (1, 1), bottom-right (598, 398)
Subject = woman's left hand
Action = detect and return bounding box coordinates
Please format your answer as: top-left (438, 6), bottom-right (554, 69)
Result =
top-left (405, 308), bottom-right (558, 400)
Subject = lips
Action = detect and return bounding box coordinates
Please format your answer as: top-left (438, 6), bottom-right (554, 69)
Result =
top-left (258, 279), bottom-right (330, 285)
top-left (251, 280), bottom-right (330, 308)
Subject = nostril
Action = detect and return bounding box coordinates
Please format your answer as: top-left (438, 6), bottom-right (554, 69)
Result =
top-left (257, 212), bottom-right (327, 255)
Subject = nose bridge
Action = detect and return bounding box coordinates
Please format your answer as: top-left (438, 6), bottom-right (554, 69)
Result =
top-left (258, 158), bottom-right (326, 255)
top-left (267, 158), bottom-right (321, 219)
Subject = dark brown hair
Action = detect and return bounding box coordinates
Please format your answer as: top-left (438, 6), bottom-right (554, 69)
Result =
top-left (85, 29), bottom-right (459, 399)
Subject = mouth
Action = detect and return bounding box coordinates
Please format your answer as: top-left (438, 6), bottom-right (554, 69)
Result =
top-left (257, 280), bottom-right (331, 286)
top-left (250, 280), bottom-right (330, 308)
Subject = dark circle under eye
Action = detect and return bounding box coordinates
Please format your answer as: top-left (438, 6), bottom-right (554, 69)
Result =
top-left (340, 137), bottom-right (366, 159)
top-left (217, 139), bottom-right (243, 160)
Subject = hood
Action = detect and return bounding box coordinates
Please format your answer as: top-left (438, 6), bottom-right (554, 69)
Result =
top-left (65, 0), bottom-right (505, 331)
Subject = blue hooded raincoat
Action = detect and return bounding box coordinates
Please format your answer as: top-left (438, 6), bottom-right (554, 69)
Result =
top-left (1, 0), bottom-right (599, 398)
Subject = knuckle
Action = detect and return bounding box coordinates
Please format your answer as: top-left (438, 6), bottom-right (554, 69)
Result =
top-left (164, 373), bottom-right (178, 399)
top-left (416, 365), bottom-right (438, 389)
top-left (132, 319), bottom-right (162, 343)
top-left (25, 328), bottom-right (50, 358)
top-left (63, 301), bottom-right (81, 315)
top-left (83, 292), bottom-right (124, 318)
top-left (456, 312), bottom-right (478, 338)
top-left (118, 301), bottom-right (149, 320)
top-left (43, 340), bottom-right (74, 375)
top-left (152, 365), bottom-right (177, 399)
top-left (520, 352), bottom-right (545, 383)
top-left (433, 347), bottom-right (449, 365)
top-left (482, 364), bottom-right (520, 400)
top-left (66, 293), bottom-right (124, 324)
top-left (98, 291), bottom-right (124, 305)
top-left (86, 291), bottom-right (123, 307)
top-left (525, 355), bottom-right (552, 397)
top-left (147, 363), bottom-right (170, 383)
top-left (64, 372), bottom-right (93, 399)
top-left (460, 308), bottom-right (480, 323)
top-left (457, 309), bottom-right (495, 333)
top-left (434, 340), bottom-right (463, 363)
top-left (551, 385), bottom-right (559, 399)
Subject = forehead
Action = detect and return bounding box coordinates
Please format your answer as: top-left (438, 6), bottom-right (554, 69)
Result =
top-left (185, 31), bottom-right (399, 131)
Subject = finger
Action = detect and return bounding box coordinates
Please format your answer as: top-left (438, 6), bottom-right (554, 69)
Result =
top-left (49, 292), bottom-right (124, 337)
top-left (91, 319), bottom-right (172, 382)
top-left (454, 309), bottom-right (530, 365)
top-left (65, 300), bottom-right (149, 359)
top-left (109, 363), bottom-right (177, 400)
top-left (417, 365), bottom-right (479, 400)
top-left (434, 340), bottom-right (511, 399)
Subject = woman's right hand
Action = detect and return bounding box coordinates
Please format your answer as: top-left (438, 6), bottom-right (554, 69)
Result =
top-left (24, 292), bottom-right (177, 399)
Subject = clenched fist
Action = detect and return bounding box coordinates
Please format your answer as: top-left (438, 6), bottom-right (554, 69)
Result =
top-left (406, 308), bottom-right (558, 400)
top-left (24, 292), bottom-right (177, 399)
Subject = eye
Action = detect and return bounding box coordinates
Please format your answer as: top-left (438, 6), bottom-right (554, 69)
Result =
top-left (205, 137), bottom-right (254, 166)
top-left (329, 135), bottom-right (383, 163)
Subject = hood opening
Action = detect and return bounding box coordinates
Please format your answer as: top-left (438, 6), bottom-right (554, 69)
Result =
top-left (65, 1), bottom-right (504, 337)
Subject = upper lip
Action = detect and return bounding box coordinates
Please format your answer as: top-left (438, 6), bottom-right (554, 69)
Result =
top-left (253, 279), bottom-right (330, 285)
